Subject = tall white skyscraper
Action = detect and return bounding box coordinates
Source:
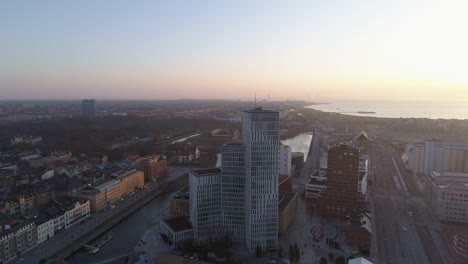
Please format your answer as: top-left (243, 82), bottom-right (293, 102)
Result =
top-left (242, 108), bottom-right (280, 252)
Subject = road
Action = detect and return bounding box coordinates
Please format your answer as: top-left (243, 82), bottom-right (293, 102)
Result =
top-left (370, 139), bottom-right (432, 264)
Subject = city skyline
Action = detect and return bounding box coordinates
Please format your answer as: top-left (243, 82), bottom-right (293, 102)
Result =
top-left (1, 1), bottom-right (468, 101)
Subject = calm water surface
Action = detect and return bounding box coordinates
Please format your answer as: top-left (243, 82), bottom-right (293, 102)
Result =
top-left (306, 100), bottom-right (468, 119)
top-left (281, 133), bottom-right (313, 162)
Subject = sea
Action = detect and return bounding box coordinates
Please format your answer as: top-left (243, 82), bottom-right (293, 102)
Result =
top-left (306, 100), bottom-right (468, 120)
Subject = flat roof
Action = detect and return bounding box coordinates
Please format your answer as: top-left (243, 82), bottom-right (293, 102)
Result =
top-left (190, 168), bottom-right (221, 177)
top-left (162, 217), bottom-right (193, 232)
top-left (307, 178), bottom-right (327, 186)
top-left (95, 178), bottom-right (121, 191)
top-left (244, 107), bottom-right (278, 113)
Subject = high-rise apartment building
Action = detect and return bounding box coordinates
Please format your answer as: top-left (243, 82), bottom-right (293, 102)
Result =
top-left (324, 144), bottom-right (365, 219)
top-left (243, 108), bottom-right (279, 252)
top-left (81, 99), bottom-right (95, 117)
top-left (221, 141), bottom-right (245, 242)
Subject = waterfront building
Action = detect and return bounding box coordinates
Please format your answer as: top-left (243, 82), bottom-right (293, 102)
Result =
top-left (243, 108), bottom-right (280, 252)
top-left (0, 221), bottom-right (37, 263)
top-left (278, 145), bottom-right (292, 176)
top-left (79, 169), bottom-right (144, 211)
top-left (323, 144), bottom-right (366, 220)
top-left (189, 169), bottom-right (223, 244)
top-left (170, 186), bottom-right (190, 217)
top-left (160, 217), bottom-right (194, 248)
top-left (221, 141), bottom-right (246, 242)
top-left (141, 155), bottom-right (167, 182)
top-left (0, 190), bottom-right (55, 216)
top-left (81, 99), bottom-right (95, 117)
top-left (36, 215), bottom-right (55, 243)
top-left (63, 199), bottom-right (90, 229)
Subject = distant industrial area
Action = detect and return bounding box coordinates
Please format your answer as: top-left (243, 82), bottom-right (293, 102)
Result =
top-left (0, 99), bottom-right (468, 264)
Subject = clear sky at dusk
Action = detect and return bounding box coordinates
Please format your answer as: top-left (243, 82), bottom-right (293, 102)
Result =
top-left (1, 0), bottom-right (467, 101)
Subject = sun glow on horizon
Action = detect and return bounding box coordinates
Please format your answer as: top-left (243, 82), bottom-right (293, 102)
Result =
top-left (1, 0), bottom-right (467, 100)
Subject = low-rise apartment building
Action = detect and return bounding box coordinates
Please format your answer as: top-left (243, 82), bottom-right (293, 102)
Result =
top-left (0, 221), bottom-right (37, 263)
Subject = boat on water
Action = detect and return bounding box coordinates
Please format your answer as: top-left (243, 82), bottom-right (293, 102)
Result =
top-left (89, 234), bottom-right (114, 254)
top-left (357, 111), bottom-right (376, 114)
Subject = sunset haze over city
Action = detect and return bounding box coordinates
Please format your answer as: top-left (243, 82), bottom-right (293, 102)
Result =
top-left (1, 0), bottom-right (467, 100)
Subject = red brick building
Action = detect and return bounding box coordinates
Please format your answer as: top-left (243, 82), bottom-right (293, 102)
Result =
top-left (279, 175), bottom-right (292, 192)
top-left (142, 155), bottom-right (167, 182)
top-left (322, 144), bottom-right (366, 219)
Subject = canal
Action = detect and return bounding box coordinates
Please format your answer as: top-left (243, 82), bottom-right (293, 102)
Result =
top-left (68, 134), bottom-right (313, 263)
top-left (66, 192), bottom-right (175, 263)
top-left (281, 132), bottom-right (313, 162)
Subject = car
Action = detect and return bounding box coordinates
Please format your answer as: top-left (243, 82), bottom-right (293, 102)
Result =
top-left (403, 227), bottom-right (408, 231)
top-left (267, 260), bottom-right (277, 264)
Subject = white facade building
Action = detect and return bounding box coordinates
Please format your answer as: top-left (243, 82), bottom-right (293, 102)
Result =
top-left (278, 145), bottom-right (292, 176)
top-left (429, 180), bottom-right (468, 224)
top-left (159, 217), bottom-right (193, 248)
top-left (243, 108), bottom-right (279, 252)
top-left (36, 218), bottom-right (55, 243)
top-left (64, 200), bottom-right (90, 229)
top-left (306, 169), bottom-right (327, 199)
top-left (189, 168), bottom-right (222, 244)
top-left (406, 140), bottom-right (468, 175)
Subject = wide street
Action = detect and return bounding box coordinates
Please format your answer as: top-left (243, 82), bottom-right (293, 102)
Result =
top-left (370, 139), bottom-right (434, 264)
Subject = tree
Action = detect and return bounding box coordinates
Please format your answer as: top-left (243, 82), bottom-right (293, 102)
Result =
top-left (328, 252), bottom-right (335, 261)
top-left (278, 246), bottom-right (283, 258)
top-left (255, 245), bottom-right (263, 258)
top-left (293, 243), bottom-right (300, 262)
top-left (319, 256), bottom-right (328, 264)
top-left (289, 244), bottom-right (294, 261)
top-left (335, 256), bottom-right (346, 264)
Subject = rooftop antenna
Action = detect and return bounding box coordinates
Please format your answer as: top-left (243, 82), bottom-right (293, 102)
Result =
top-left (254, 92), bottom-right (257, 108)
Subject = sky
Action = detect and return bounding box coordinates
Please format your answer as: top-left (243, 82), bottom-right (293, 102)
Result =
top-left (1, 0), bottom-right (467, 101)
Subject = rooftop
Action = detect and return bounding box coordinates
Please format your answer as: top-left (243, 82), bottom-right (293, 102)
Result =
top-left (244, 107), bottom-right (278, 113)
top-left (95, 178), bottom-right (121, 191)
top-left (312, 169), bottom-right (327, 177)
top-left (190, 168), bottom-right (221, 177)
top-left (307, 177), bottom-right (327, 186)
top-left (162, 216), bottom-right (193, 232)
